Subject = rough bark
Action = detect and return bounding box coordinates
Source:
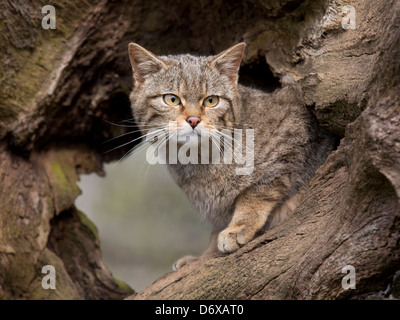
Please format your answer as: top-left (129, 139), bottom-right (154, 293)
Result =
top-left (0, 0), bottom-right (399, 299)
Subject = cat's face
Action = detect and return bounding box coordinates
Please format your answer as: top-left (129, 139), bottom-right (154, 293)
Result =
top-left (128, 43), bottom-right (245, 144)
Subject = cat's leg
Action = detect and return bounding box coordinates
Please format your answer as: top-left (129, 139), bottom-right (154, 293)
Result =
top-left (172, 229), bottom-right (220, 271)
top-left (218, 184), bottom-right (285, 253)
top-left (203, 229), bottom-right (224, 256)
top-left (172, 255), bottom-right (196, 271)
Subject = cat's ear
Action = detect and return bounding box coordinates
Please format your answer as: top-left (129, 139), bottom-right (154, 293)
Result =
top-left (210, 42), bottom-right (246, 84)
top-left (128, 43), bottom-right (167, 85)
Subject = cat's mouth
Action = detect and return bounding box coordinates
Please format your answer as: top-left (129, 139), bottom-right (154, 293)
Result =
top-left (175, 121), bottom-right (212, 145)
top-left (176, 127), bottom-right (202, 144)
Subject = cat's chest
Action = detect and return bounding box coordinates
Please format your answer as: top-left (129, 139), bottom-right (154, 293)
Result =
top-left (167, 164), bottom-right (242, 222)
top-left (169, 164), bottom-right (233, 196)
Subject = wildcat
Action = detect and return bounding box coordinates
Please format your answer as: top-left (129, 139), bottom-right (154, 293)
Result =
top-left (127, 42), bottom-right (335, 270)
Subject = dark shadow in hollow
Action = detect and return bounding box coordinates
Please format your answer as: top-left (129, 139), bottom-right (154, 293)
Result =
top-left (239, 54), bottom-right (281, 92)
top-left (99, 91), bottom-right (140, 162)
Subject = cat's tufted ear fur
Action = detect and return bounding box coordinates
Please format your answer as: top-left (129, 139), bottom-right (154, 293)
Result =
top-left (210, 43), bottom-right (246, 84)
top-left (128, 43), bottom-right (167, 85)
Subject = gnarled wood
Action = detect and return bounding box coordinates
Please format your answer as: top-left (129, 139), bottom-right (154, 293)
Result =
top-left (1, 0), bottom-right (399, 299)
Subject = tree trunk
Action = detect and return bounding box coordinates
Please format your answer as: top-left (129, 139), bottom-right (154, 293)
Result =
top-left (1, 0), bottom-right (399, 299)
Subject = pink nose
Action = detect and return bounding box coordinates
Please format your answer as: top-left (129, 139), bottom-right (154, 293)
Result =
top-left (186, 115), bottom-right (201, 128)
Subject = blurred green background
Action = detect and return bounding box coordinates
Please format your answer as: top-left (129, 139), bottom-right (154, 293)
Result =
top-left (75, 148), bottom-right (211, 292)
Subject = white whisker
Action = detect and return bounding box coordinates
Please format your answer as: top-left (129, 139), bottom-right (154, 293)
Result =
top-left (102, 126), bottom-right (164, 144)
top-left (104, 128), bottom-right (166, 154)
top-left (214, 129), bottom-right (258, 160)
top-left (144, 132), bottom-right (169, 178)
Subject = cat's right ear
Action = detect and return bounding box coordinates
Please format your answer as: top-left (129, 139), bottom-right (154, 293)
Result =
top-left (210, 42), bottom-right (246, 84)
top-left (128, 43), bottom-right (167, 86)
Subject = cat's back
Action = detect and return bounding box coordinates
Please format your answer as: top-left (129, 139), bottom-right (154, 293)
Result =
top-left (237, 80), bottom-right (334, 185)
top-left (237, 79), bottom-right (307, 130)
top-left (238, 82), bottom-right (314, 142)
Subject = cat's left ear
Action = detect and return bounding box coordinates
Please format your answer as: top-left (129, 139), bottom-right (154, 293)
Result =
top-left (210, 42), bottom-right (246, 84)
top-left (128, 43), bottom-right (167, 85)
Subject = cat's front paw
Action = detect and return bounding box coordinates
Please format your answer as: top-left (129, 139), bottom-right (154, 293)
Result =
top-left (172, 255), bottom-right (197, 271)
top-left (217, 225), bottom-right (256, 253)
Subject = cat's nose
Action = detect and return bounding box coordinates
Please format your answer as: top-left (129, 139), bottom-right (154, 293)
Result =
top-left (186, 115), bottom-right (201, 128)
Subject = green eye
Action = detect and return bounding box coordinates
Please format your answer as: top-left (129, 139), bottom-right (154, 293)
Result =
top-left (203, 95), bottom-right (219, 107)
top-left (163, 94), bottom-right (181, 106)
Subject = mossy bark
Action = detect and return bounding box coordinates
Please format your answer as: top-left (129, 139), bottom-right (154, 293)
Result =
top-left (1, 0), bottom-right (399, 299)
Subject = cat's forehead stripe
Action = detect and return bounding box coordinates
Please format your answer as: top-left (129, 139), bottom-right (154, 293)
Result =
top-left (162, 55), bottom-right (221, 99)
top-left (153, 54), bottom-right (229, 100)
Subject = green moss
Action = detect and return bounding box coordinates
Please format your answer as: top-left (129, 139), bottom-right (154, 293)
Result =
top-left (48, 157), bottom-right (81, 213)
top-left (50, 161), bottom-right (72, 192)
top-left (77, 210), bottom-right (99, 239)
top-left (0, 0), bottom-right (95, 120)
top-left (102, 259), bottom-right (136, 295)
top-left (0, 103), bottom-right (20, 122)
top-left (112, 276), bottom-right (135, 295)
